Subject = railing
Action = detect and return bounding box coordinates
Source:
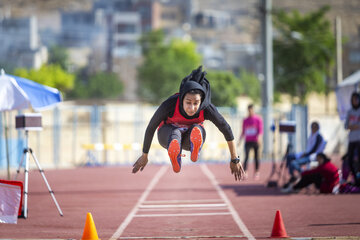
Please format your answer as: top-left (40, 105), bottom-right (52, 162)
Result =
top-left (0, 102), bottom-right (347, 170)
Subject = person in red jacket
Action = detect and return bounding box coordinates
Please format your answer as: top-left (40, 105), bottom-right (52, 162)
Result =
top-left (282, 153), bottom-right (339, 194)
top-left (132, 66), bottom-right (245, 181)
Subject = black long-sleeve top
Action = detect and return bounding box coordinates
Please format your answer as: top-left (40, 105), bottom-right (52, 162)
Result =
top-left (142, 95), bottom-right (234, 153)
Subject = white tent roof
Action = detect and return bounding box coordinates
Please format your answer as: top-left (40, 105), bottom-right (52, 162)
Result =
top-left (338, 69), bottom-right (360, 87)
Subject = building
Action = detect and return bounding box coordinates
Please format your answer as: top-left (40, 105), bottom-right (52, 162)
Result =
top-left (189, 0), bottom-right (261, 74)
top-left (0, 16), bottom-right (48, 70)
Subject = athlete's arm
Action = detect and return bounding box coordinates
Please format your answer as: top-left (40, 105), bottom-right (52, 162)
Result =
top-left (227, 140), bottom-right (245, 181)
top-left (204, 104), bottom-right (234, 141)
top-left (133, 96), bottom-right (176, 173)
top-left (205, 104), bottom-right (245, 181)
top-left (142, 96), bottom-right (177, 154)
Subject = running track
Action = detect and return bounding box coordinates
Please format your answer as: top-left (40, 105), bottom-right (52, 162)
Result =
top-left (0, 159), bottom-right (360, 239)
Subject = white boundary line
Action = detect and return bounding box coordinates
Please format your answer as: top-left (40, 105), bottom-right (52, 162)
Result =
top-left (110, 166), bottom-right (168, 240)
top-left (138, 207), bottom-right (228, 211)
top-left (134, 212), bottom-right (231, 217)
top-left (139, 203), bottom-right (227, 208)
top-left (143, 199), bottom-right (223, 204)
top-left (118, 235), bottom-right (246, 239)
top-left (200, 164), bottom-right (255, 240)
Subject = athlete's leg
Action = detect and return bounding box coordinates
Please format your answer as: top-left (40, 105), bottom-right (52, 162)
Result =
top-left (158, 124), bottom-right (182, 173)
top-left (253, 142), bottom-right (260, 171)
top-left (182, 124), bottom-right (206, 162)
top-left (253, 142), bottom-right (260, 179)
top-left (189, 125), bottom-right (204, 162)
top-left (243, 142), bottom-right (251, 172)
top-left (293, 173), bottom-right (322, 191)
top-left (290, 156), bottom-right (310, 174)
top-left (348, 141), bottom-right (360, 185)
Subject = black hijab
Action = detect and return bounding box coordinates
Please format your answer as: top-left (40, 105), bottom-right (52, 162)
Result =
top-left (178, 66), bottom-right (211, 118)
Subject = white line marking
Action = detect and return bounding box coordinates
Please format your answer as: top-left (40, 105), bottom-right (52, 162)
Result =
top-left (143, 199), bottom-right (223, 204)
top-left (138, 207), bottom-right (228, 211)
top-left (134, 212), bottom-right (231, 217)
top-left (118, 235), bottom-right (245, 239)
top-left (200, 164), bottom-right (255, 240)
top-left (110, 166), bottom-right (168, 240)
top-left (139, 203), bottom-right (227, 208)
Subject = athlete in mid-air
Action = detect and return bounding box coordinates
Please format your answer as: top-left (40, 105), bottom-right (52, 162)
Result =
top-left (132, 66), bottom-right (245, 181)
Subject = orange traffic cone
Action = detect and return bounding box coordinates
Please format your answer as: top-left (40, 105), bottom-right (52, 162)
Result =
top-left (81, 212), bottom-right (100, 240)
top-left (270, 210), bottom-right (289, 238)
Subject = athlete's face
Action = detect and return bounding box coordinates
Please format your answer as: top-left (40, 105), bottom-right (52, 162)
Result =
top-left (183, 93), bottom-right (202, 116)
top-left (248, 107), bottom-right (254, 117)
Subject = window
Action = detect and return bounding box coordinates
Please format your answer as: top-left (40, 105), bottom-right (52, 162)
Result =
top-left (117, 23), bottom-right (136, 33)
top-left (349, 51), bottom-right (360, 63)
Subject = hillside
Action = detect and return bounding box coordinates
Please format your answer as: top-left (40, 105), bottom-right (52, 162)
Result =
top-left (0, 0), bottom-right (93, 17)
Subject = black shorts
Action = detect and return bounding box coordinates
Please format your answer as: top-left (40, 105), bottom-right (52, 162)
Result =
top-left (157, 124), bottom-right (206, 151)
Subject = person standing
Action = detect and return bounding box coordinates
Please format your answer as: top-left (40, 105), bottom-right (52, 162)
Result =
top-left (345, 92), bottom-right (360, 186)
top-left (239, 104), bottom-right (263, 179)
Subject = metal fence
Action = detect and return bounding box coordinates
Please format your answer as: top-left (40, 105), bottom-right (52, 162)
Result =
top-left (0, 102), bottom-right (348, 171)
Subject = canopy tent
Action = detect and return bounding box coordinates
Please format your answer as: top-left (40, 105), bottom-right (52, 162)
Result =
top-left (0, 71), bottom-right (62, 112)
top-left (0, 69), bottom-right (62, 179)
top-left (336, 70), bottom-right (360, 120)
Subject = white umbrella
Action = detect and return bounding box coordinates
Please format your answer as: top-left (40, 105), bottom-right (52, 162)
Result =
top-left (0, 69), bottom-right (62, 179)
top-left (0, 72), bottom-right (30, 111)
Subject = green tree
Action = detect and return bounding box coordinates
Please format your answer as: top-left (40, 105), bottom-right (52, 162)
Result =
top-left (14, 64), bottom-right (75, 93)
top-left (139, 29), bottom-right (165, 56)
top-left (239, 69), bottom-right (261, 103)
top-left (273, 6), bottom-right (336, 104)
top-left (207, 71), bottom-right (242, 107)
top-left (48, 45), bottom-right (70, 70)
top-left (68, 70), bottom-right (123, 99)
top-left (138, 30), bottom-right (202, 103)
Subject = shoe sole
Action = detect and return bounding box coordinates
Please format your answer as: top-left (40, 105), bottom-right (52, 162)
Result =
top-left (168, 139), bottom-right (181, 173)
top-left (190, 127), bottom-right (202, 162)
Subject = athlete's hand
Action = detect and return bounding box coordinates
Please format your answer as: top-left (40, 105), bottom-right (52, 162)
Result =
top-left (230, 162), bottom-right (245, 181)
top-left (132, 154), bottom-right (148, 173)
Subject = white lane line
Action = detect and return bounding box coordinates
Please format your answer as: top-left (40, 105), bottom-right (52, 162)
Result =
top-left (134, 212), bottom-right (231, 217)
top-left (139, 203), bottom-right (227, 208)
top-left (143, 199), bottom-right (223, 204)
top-left (110, 166), bottom-right (168, 240)
top-left (200, 164), bottom-right (255, 240)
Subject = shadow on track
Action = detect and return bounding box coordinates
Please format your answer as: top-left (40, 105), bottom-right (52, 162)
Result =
top-left (309, 222), bottom-right (360, 227)
top-left (220, 183), bottom-right (285, 196)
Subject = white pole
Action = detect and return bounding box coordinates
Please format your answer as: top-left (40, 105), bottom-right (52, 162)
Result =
top-left (3, 112), bottom-right (11, 180)
top-left (261, 0), bottom-right (274, 160)
top-left (336, 16), bottom-right (343, 84)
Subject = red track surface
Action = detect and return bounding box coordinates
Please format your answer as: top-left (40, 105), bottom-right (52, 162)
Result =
top-left (0, 157), bottom-right (360, 239)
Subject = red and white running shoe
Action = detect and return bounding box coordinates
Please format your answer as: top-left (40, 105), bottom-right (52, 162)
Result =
top-left (168, 139), bottom-right (181, 173)
top-left (190, 126), bottom-right (203, 162)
